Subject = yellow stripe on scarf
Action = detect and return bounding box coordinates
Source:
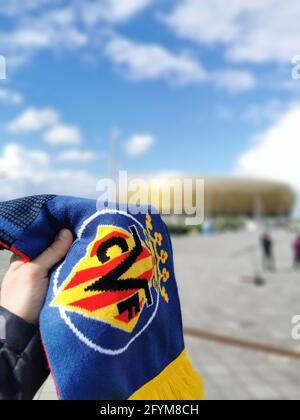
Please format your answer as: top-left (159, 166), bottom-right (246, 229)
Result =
top-left (129, 351), bottom-right (204, 400)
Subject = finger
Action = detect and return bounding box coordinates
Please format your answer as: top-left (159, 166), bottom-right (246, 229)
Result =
top-left (33, 229), bottom-right (73, 272)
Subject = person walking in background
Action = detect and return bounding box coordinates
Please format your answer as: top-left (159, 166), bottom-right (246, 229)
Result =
top-left (261, 232), bottom-right (276, 272)
top-left (293, 235), bottom-right (300, 269)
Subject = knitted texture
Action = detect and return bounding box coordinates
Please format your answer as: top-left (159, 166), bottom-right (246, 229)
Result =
top-left (0, 195), bottom-right (203, 400)
top-left (0, 195), bottom-right (56, 247)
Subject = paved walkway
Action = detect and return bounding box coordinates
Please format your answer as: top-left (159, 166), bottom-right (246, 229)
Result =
top-left (175, 230), bottom-right (300, 400)
top-left (1, 229), bottom-right (300, 400)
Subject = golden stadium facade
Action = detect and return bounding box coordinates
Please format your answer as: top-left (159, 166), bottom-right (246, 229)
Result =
top-left (126, 177), bottom-right (296, 218)
top-left (203, 178), bottom-right (295, 217)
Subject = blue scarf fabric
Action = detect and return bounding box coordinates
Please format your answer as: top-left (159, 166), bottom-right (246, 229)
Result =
top-left (0, 195), bottom-right (202, 400)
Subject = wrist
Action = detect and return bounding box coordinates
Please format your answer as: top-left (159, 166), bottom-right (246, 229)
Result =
top-left (0, 302), bottom-right (37, 326)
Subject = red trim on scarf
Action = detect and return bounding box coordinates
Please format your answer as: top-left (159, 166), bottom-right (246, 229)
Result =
top-left (0, 240), bottom-right (30, 263)
top-left (42, 342), bottom-right (61, 401)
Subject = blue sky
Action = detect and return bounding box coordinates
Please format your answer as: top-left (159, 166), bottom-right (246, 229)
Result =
top-left (0, 0), bottom-right (300, 199)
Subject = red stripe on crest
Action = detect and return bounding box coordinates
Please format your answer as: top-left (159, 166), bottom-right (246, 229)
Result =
top-left (68, 268), bottom-right (154, 312)
top-left (64, 247), bottom-right (152, 291)
top-left (90, 231), bottom-right (129, 257)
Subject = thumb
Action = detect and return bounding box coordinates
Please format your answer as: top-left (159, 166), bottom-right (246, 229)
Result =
top-left (33, 229), bottom-right (73, 272)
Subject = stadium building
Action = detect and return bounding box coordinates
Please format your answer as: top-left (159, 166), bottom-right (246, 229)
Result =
top-left (131, 177), bottom-right (296, 223)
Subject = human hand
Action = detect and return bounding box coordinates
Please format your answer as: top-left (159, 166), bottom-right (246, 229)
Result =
top-left (0, 229), bottom-right (73, 325)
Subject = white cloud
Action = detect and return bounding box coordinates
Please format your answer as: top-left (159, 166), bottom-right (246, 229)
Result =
top-left (162, 0), bottom-right (241, 45)
top-left (0, 0), bottom-right (151, 22)
top-left (44, 124), bottom-right (81, 146)
top-left (105, 33), bottom-right (255, 92)
top-left (57, 148), bottom-right (96, 163)
top-left (105, 33), bottom-right (207, 84)
top-left (0, 1), bottom-right (259, 91)
top-left (243, 100), bottom-right (287, 125)
top-left (0, 8), bottom-right (87, 68)
top-left (125, 134), bottom-right (155, 157)
top-left (6, 107), bottom-right (82, 147)
top-left (162, 0), bottom-right (300, 63)
top-left (0, 1), bottom-right (152, 68)
top-left (0, 143), bottom-right (98, 200)
top-left (7, 107), bottom-right (59, 133)
top-left (0, 143), bottom-right (50, 178)
top-left (213, 69), bottom-right (256, 93)
top-left (82, 0), bottom-right (152, 26)
top-left (0, 88), bottom-right (23, 105)
top-left (0, 0), bottom-right (61, 16)
top-left (234, 105), bottom-right (300, 190)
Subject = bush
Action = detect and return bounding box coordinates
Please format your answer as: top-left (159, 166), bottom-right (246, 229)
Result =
top-left (287, 220), bottom-right (300, 233)
top-left (212, 217), bottom-right (245, 232)
top-left (165, 217), bottom-right (245, 236)
top-left (167, 224), bottom-right (195, 235)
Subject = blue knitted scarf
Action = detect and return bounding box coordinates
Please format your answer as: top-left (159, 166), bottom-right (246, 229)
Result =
top-left (0, 195), bottom-right (203, 400)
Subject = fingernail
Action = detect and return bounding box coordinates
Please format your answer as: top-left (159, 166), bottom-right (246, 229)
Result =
top-left (57, 229), bottom-right (69, 241)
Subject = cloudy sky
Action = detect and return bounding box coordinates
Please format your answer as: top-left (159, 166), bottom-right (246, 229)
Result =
top-left (0, 0), bottom-right (300, 200)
